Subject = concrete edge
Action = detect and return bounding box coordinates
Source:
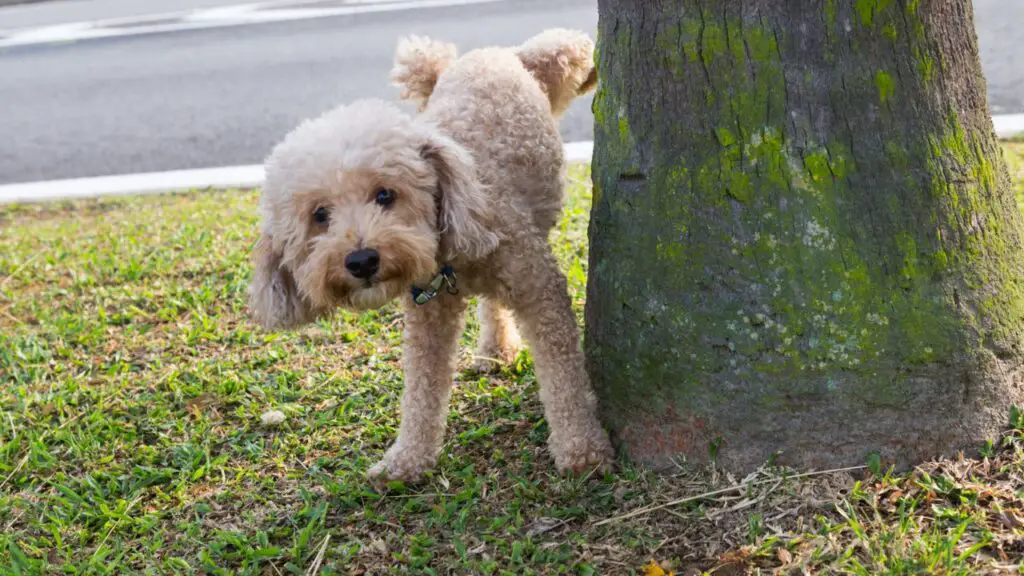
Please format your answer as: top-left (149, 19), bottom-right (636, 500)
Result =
top-left (994, 113), bottom-right (1024, 140)
top-left (1, 113), bottom-right (1022, 205)
top-left (0, 141), bottom-right (595, 205)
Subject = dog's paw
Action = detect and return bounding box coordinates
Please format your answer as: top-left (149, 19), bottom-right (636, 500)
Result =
top-left (469, 344), bottom-right (520, 373)
top-left (550, 431), bottom-right (615, 477)
top-left (366, 446), bottom-right (436, 489)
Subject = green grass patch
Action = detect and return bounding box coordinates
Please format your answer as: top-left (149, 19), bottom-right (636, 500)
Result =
top-left (1004, 142), bottom-right (1024, 213)
top-left (2, 160), bottom-right (1023, 574)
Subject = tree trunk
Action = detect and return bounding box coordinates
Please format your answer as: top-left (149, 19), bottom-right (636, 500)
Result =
top-left (586, 0), bottom-right (1024, 474)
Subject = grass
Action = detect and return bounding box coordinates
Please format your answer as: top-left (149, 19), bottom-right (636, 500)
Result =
top-left (1, 156), bottom-right (1024, 575)
top-left (1005, 142), bottom-right (1024, 214)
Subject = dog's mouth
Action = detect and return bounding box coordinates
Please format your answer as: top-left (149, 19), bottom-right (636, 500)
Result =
top-left (330, 272), bottom-right (399, 299)
top-left (322, 251), bottom-right (423, 309)
top-left (337, 277), bottom-right (404, 311)
top-left (362, 271), bottom-right (399, 288)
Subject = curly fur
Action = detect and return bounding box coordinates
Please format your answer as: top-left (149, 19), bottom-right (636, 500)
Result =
top-left (392, 28), bottom-right (597, 118)
top-left (249, 29), bottom-right (611, 486)
top-left (514, 28), bottom-right (597, 117)
top-left (391, 35), bottom-right (458, 112)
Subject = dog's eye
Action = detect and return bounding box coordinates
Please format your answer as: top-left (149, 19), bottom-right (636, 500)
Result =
top-left (375, 188), bottom-right (396, 207)
top-left (313, 206), bottom-right (329, 224)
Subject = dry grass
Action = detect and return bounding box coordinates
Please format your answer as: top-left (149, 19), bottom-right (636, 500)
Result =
top-left (2, 159), bottom-right (1024, 575)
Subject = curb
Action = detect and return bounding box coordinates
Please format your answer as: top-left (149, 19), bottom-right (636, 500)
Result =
top-left (0, 141), bottom-right (596, 205)
top-left (0, 165), bottom-right (266, 205)
top-left (1, 113), bottom-right (1022, 205)
top-left (995, 113), bottom-right (1024, 140)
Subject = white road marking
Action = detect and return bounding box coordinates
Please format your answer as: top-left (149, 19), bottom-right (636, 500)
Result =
top-left (182, 4), bottom-right (260, 21)
top-left (2, 22), bottom-right (93, 43)
top-left (1, 114), bottom-right (1021, 205)
top-left (0, 0), bottom-right (504, 48)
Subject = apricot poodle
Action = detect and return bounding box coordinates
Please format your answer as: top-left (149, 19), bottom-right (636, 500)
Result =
top-left (248, 29), bottom-right (613, 485)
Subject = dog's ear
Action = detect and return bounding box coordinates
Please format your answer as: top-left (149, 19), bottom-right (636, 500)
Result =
top-left (248, 231), bottom-right (313, 330)
top-left (420, 133), bottom-right (499, 262)
top-left (515, 28), bottom-right (596, 116)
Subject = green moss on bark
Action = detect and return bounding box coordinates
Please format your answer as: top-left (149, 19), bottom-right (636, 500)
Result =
top-left (875, 71), bottom-right (896, 103)
top-left (587, 0), bottom-right (1024, 472)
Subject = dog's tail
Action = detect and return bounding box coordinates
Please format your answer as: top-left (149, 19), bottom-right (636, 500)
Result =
top-left (515, 28), bottom-right (598, 117)
top-left (391, 35), bottom-right (458, 111)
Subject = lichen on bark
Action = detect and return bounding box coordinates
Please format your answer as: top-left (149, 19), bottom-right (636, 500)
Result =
top-left (586, 0), bottom-right (1024, 473)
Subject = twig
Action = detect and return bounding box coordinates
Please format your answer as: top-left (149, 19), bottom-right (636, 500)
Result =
top-left (706, 479), bottom-right (783, 520)
top-left (0, 459), bottom-right (28, 495)
top-left (0, 307), bottom-right (24, 326)
top-left (593, 465), bottom-right (866, 527)
top-left (0, 252), bottom-right (40, 290)
top-left (467, 354), bottom-right (504, 368)
top-left (661, 507), bottom-right (690, 522)
top-left (91, 495), bottom-right (143, 562)
top-left (650, 533), bottom-right (686, 555)
top-left (3, 507), bottom-right (27, 533)
top-left (306, 533), bottom-right (331, 576)
top-left (525, 517), bottom-right (569, 538)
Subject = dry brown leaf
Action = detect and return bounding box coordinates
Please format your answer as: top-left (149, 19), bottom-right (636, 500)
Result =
top-left (996, 511), bottom-right (1024, 529)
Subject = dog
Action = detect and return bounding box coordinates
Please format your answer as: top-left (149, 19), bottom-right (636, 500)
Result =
top-left (248, 29), bottom-right (613, 485)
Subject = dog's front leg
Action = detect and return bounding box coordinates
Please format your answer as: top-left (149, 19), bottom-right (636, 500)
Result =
top-left (367, 293), bottom-right (467, 486)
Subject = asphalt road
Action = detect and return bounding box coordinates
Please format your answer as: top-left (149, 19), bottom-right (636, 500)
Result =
top-left (0, 0), bottom-right (1018, 185)
top-left (973, 0), bottom-right (1023, 116)
top-left (0, 0), bottom-right (599, 184)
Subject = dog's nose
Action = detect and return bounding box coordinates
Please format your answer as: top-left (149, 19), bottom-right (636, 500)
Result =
top-left (345, 248), bottom-right (380, 279)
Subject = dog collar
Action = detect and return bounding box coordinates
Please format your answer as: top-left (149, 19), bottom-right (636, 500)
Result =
top-left (410, 264), bottom-right (458, 305)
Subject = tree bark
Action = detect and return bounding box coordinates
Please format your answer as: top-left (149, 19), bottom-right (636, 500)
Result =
top-left (586, 0), bottom-right (1024, 473)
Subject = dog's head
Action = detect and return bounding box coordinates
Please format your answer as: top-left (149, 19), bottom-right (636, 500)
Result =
top-left (248, 99), bottom-right (497, 330)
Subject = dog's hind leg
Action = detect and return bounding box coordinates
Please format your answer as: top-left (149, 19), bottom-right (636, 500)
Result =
top-left (470, 297), bottom-right (522, 373)
top-left (497, 238), bottom-right (614, 476)
top-left (367, 292), bottom-right (467, 486)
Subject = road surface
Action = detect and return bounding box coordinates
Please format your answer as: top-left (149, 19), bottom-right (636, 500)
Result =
top-left (0, 0), bottom-right (1018, 185)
